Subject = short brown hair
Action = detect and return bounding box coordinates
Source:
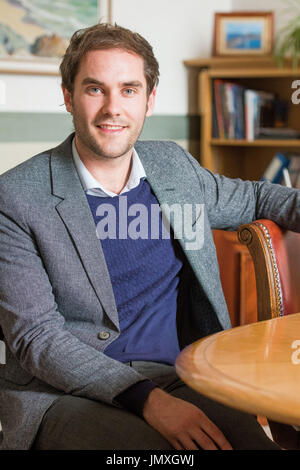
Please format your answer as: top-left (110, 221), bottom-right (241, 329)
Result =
top-left (60, 23), bottom-right (159, 96)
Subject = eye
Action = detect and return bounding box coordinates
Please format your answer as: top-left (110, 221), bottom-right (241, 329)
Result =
top-left (123, 88), bottom-right (136, 96)
top-left (88, 86), bottom-right (102, 95)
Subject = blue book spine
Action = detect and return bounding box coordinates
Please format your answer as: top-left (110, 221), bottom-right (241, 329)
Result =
top-left (261, 153), bottom-right (290, 184)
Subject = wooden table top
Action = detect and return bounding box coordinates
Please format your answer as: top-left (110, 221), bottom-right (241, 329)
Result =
top-left (175, 313), bottom-right (300, 426)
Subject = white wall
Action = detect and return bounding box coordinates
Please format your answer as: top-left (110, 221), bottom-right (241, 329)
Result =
top-left (0, 0), bottom-right (232, 116)
top-left (231, 0), bottom-right (292, 34)
top-left (112, 0), bottom-right (232, 115)
top-left (0, 0), bottom-right (292, 116)
top-left (0, 74), bottom-right (63, 112)
top-left (0, 0), bottom-right (294, 117)
top-left (1, 0), bottom-right (293, 173)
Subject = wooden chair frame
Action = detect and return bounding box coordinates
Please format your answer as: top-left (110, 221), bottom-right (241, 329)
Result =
top-left (238, 219), bottom-right (284, 321)
top-left (238, 218), bottom-right (300, 449)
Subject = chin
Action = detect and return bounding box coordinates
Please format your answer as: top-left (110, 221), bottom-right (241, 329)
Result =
top-left (93, 145), bottom-right (132, 160)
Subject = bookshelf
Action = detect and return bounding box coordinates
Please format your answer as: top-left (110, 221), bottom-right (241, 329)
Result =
top-left (184, 57), bottom-right (300, 328)
top-left (211, 139), bottom-right (300, 147)
top-left (185, 57), bottom-right (300, 180)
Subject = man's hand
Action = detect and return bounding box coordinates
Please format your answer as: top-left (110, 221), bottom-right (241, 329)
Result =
top-left (143, 387), bottom-right (233, 450)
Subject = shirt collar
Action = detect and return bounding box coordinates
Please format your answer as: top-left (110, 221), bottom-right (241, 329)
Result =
top-left (72, 137), bottom-right (146, 197)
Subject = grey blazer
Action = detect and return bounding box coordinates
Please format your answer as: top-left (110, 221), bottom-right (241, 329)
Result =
top-left (0, 134), bottom-right (300, 449)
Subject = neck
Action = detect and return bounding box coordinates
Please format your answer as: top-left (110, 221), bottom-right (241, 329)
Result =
top-left (75, 138), bottom-right (133, 194)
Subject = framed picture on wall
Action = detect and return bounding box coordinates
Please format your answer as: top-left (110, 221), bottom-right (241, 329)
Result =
top-left (0, 0), bottom-right (104, 74)
top-left (213, 11), bottom-right (274, 57)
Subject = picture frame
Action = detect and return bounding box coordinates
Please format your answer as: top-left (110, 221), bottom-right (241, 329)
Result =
top-left (213, 11), bottom-right (274, 57)
top-left (0, 0), bottom-right (105, 75)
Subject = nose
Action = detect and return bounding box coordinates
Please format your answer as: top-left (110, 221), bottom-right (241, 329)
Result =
top-left (101, 91), bottom-right (121, 116)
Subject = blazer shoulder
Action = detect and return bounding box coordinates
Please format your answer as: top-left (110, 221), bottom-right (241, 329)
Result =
top-left (0, 147), bottom-right (57, 230)
top-left (135, 139), bottom-right (205, 183)
top-left (135, 139), bottom-right (200, 168)
top-left (135, 139), bottom-right (185, 157)
top-left (0, 147), bottom-right (53, 192)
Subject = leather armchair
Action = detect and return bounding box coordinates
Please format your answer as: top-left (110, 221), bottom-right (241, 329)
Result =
top-left (238, 219), bottom-right (300, 449)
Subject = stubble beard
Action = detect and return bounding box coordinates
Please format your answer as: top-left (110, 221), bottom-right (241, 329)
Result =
top-left (72, 110), bottom-right (146, 161)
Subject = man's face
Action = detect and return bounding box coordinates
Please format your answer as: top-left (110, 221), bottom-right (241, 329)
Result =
top-left (62, 48), bottom-right (156, 161)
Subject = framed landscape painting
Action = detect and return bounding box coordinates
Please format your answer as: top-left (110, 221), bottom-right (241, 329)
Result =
top-left (213, 12), bottom-right (274, 57)
top-left (0, 0), bottom-right (100, 73)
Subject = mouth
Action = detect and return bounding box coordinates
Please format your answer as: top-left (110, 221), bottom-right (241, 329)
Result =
top-left (96, 123), bottom-right (127, 134)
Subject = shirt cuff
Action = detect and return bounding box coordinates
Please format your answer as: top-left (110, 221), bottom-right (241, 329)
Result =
top-left (114, 379), bottom-right (158, 418)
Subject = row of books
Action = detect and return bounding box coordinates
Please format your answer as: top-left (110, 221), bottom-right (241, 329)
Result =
top-left (262, 152), bottom-right (300, 188)
top-left (212, 79), bottom-right (300, 141)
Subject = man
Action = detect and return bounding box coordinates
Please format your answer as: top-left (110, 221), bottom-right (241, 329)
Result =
top-left (0, 23), bottom-right (297, 450)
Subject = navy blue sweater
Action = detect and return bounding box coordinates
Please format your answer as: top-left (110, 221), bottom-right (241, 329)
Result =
top-left (86, 179), bottom-right (182, 364)
top-left (86, 179), bottom-right (183, 415)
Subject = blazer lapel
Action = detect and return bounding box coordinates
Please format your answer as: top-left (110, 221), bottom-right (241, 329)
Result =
top-left (136, 142), bottom-right (221, 318)
top-left (50, 135), bottom-right (119, 331)
top-left (136, 141), bottom-right (202, 241)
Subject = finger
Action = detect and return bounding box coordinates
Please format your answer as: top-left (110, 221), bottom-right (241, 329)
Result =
top-left (177, 435), bottom-right (200, 451)
top-left (199, 416), bottom-right (233, 450)
top-left (172, 439), bottom-right (185, 451)
top-left (188, 429), bottom-right (219, 450)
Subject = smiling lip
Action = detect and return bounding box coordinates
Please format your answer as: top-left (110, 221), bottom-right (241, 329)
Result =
top-left (96, 123), bottom-right (126, 133)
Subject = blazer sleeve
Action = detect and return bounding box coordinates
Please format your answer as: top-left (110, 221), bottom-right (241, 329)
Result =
top-left (0, 191), bottom-right (151, 406)
top-left (180, 146), bottom-right (300, 232)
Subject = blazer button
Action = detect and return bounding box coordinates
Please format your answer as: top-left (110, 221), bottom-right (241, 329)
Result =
top-left (98, 331), bottom-right (110, 340)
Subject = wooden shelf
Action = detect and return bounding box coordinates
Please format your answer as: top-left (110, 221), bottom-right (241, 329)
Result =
top-left (184, 56), bottom-right (276, 67)
top-left (211, 139), bottom-right (300, 147)
top-left (208, 68), bottom-right (300, 78)
top-left (185, 57), bottom-right (300, 180)
top-left (184, 56), bottom-right (300, 71)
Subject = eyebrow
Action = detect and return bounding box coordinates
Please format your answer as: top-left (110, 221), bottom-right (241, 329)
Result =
top-left (81, 77), bottom-right (144, 88)
top-left (122, 81), bottom-right (143, 88)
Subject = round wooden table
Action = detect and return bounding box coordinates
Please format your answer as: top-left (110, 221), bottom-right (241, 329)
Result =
top-left (175, 313), bottom-right (300, 426)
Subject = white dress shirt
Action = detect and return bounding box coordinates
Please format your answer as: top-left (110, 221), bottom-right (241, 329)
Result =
top-left (72, 138), bottom-right (146, 198)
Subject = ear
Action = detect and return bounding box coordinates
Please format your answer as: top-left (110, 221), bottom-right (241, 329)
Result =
top-left (146, 88), bottom-right (156, 117)
top-left (62, 85), bottom-right (73, 114)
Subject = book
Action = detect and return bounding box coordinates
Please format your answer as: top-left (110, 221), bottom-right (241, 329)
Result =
top-left (287, 154), bottom-right (300, 188)
top-left (245, 89), bottom-right (276, 141)
top-left (219, 81), bottom-right (230, 138)
top-left (212, 79), bottom-right (225, 139)
top-left (212, 81), bottom-right (284, 142)
top-left (225, 82), bottom-right (245, 139)
top-left (234, 84), bottom-right (245, 139)
top-left (282, 168), bottom-right (292, 187)
top-left (256, 91), bottom-right (275, 129)
top-left (224, 82), bottom-right (236, 139)
top-left (212, 79), bottom-right (245, 139)
top-left (261, 153), bottom-right (290, 184)
top-left (256, 127), bottom-right (300, 139)
top-left (212, 83), bottom-right (219, 138)
top-left (245, 89), bottom-right (259, 141)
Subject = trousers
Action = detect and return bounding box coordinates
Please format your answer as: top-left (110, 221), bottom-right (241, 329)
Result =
top-left (32, 361), bottom-right (280, 450)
